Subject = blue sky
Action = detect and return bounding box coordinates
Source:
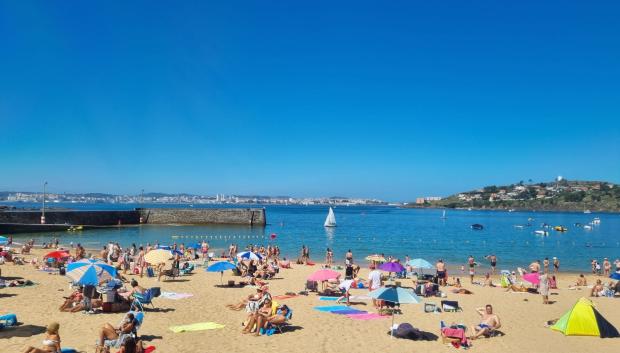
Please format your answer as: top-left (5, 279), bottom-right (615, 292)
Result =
top-left (1, 1), bottom-right (619, 201)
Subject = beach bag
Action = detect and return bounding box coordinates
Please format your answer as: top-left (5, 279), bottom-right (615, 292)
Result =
top-left (424, 303), bottom-right (436, 313)
top-left (146, 267), bottom-right (154, 277)
top-left (133, 267), bottom-right (140, 275)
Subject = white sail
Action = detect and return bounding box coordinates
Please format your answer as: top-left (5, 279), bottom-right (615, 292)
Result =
top-left (324, 207), bottom-right (336, 227)
top-left (441, 210), bottom-right (447, 219)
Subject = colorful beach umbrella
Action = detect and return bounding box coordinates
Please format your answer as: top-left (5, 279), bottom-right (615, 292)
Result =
top-left (44, 250), bottom-right (71, 260)
top-left (237, 251), bottom-right (262, 261)
top-left (522, 273), bottom-right (540, 285)
top-left (144, 249), bottom-right (173, 264)
top-left (368, 286), bottom-right (421, 337)
top-left (308, 269), bottom-right (341, 282)
top-left (66, 258), bottom-right (117, 286)
top-left (610, 272), bottom-right (620, 280)
top-left (206, 261), bottom-right (237, 284)
top-left (379, 262), bottom-right (405, 273)
top-left (365, 254), bottom-right (386, 262)
top-left (0, 236), bottom-right (8, 245)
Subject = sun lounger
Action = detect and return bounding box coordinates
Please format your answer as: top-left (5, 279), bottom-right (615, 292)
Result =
top-left (131, 288), bottom-right (157, 312)
top-left (441, 300), bottom-right (462, 312)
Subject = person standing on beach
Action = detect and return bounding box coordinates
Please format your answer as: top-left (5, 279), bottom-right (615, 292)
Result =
top-left (529, 260), bottom-right (540, 273)
top-left (137, 246), bottom-right (145, 277)
top-left (367, 266), bottom-right (382, 308)
top-left (436, 259), bottom-right (447, 286)
top-left (539, 272), bottom-right (550, 304)
top-left (543, 258), bottom-right (550, 273)
top-left (553, 257), bottom-right (560, 273)
top-left (468, 255), bottom-right (475, 284)
top-left (488, 254), bottom-right (497, 275)
top-left (345, 249), bottom-right (353, 265)
top-left (603, 258), bottom-right (611, 276)
top-left (325, 248), bottom-right (333, 268)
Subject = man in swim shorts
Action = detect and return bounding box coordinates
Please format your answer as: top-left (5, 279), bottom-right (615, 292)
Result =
top-left (470, 304), bottom-right (501, 340)
top-left (436, 259), bottom-right (447, 286)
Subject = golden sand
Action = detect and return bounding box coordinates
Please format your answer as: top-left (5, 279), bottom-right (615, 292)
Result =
top-left (1, 249), bottom-right (619, 353)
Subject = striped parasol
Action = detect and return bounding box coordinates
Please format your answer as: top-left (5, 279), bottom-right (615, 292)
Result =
top-left (66, 258), bottom-right (117, 285)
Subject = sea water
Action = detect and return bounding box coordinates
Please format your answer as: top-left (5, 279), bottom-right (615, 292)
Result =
top-left (4, 203), bottom-right (619, 272)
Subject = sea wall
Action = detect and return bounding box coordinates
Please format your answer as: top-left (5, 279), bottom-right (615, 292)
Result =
top-left (0, 208), bottom-right (266, 233)
top-left (138, 208), bottom-right (266, 226)
top-left (0, 210), bottom-right (139, 226)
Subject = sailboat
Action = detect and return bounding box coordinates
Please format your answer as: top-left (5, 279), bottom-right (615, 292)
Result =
top-left (324, 207), bottom-right (337, 227)
top-left (440, 210), bottom-right (447, 219)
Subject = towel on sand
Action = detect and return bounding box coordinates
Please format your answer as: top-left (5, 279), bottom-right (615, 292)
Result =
top-left (160, 291), bottom-right (194, 300)
top-left (170, 322), bottom-right (225, 333)
top-left (332, 309), bottom-right (367, 315)
top-left (346, 313), bottom-right (389, 320)
top-left (313, 306), bottom-right (349, 312)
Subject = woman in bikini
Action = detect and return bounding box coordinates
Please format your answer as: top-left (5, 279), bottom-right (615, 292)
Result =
top-left (22, 322), bottom-right (61, 353)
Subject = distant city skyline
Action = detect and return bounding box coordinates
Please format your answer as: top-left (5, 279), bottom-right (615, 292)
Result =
top-left (1, 2), bottom-right (619, 201)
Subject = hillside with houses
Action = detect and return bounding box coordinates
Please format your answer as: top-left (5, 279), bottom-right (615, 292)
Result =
top-left (425, 179), bottom-right (620, 212)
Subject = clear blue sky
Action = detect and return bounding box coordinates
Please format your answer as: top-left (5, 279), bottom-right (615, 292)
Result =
top-left (1, 1), bottom-right (619, 201)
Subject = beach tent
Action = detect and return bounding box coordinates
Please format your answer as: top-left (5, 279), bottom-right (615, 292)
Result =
top-left (551, 298), bottom-right (619, 338)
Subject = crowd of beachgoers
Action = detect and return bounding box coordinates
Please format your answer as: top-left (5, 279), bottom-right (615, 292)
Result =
top-left (1, 236), bottom-right (620, 352)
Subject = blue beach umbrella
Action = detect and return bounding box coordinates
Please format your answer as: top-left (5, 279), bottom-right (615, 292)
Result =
top-left (610, 272), bottom-right (620, 280)
top-left (206, 261), bottom-right (237, 284)
top-left (237, 251), bottom-right (262, 261)
top-left (407, 258), bottom-right (434, 275)
top-left (368, 286), bottom-right (421, 337)
top-left (66, 259), bottom-right (117, 286)
top-left (0, 236), bottom-right (8, 245)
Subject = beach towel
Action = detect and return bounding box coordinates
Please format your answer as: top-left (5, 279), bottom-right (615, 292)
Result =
top-left (332, 309), bottom-right (367, 315)
top-left (442, 327), bottom-right (468, 344)
top-left (313, 305), bottom-right (349, 312)
top-left (319, 296), bottom-right (338, 301)
top-left (169, 322), bottom-right (225, 333)
top-left (346, 313), bottom-right (389, 320)
top-left (273, 294), bottom-right (297, 300)
top-left (160, 291), bottom-right (194, 300)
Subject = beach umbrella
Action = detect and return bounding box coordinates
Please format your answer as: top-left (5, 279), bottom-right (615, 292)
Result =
top-left (0, 236), bottom-right (8, 245)
top-left (44, 250), bottom-right (71, 260)
top-left (206, 261), bottom-right (237, 285)
top-left (522, 273), bottom-right (540, 285)
top-left (610, 272), bottom-right (620, 280)
top-left (66, 258), bottom-right (117, 286)
top-left (407, 258), bottom-right (433, 275)
top-left (308, 269), bottom-right (341, 282)
top-left (237, 251), bottom-right (262, 261)
top-left (171, 249), bottom-right (183, 256)
top-left (368, 286), bottom-right (421, 337)
top-left (365, 254), bottom-right (386, 262)
top-left (379, 262), bottom-right (405, 273)
top-left (144, 249), bottom-right (173, 264)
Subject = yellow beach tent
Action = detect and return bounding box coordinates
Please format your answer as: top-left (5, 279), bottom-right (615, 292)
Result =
top-left (551, 298), bottom-right (619, 338)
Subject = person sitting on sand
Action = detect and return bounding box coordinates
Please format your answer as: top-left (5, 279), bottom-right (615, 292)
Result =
top-left (450, 279), bottom-right (473, 294)
top-left (124, 279), bottom-right (146, 301)
top-left (95, 313), bottom-right (137, 353)
top-left (505, 284), bottom-right (535, 293)
top-left (22, 322), bottom-right (62, 353)
top-left (569, 274), bottom-right (587, 289)
top-left (59, 289), bottom-right (84, 312)
top-left (483, 273), bottom-right (496, 287)
top-left (591, 279), bottom-right (605, 297)
top-left (470, 305), bottom-right (501, 340)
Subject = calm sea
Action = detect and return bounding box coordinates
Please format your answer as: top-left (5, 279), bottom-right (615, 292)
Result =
top-left (3, 203), bottom-right (619, 272)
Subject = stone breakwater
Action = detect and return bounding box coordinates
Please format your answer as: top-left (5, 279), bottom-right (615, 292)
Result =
top-left (0, 208), bottom-right (266, 233)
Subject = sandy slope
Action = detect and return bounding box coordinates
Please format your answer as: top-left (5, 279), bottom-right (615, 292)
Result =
top-left (1, 249), bottom-right (619, 353)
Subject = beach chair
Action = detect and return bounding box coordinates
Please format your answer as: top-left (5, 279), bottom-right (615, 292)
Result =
top-left (131, 289), bottom-right (156, 312)
top-left (164, 267), bottom-right (180, 281)
top-left (440, 300), bottom-right (462, 312)
top-left (272, 307), bottom-right (293, 334)
top-left (179, 263), bottom-right (195, 276)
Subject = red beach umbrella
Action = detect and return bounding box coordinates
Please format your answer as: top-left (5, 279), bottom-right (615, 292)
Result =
top-left (44, 250), bottom-right (71, 260)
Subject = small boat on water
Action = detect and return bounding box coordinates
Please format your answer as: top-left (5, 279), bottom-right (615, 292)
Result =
top-left (584, 209), bottom-right (591, 214)
top-left (471, 224), bottom-right (484, 230)
top-left (554, 226), bottom-right (568, 232)
top-left (535, 230), bottom-right (549, 236)
top-left (584, 225), bottom-right (593, 230)
top-left (592, 217), bottom-right (601, 225)
top-left (440, 210), bottom-right (447, 219)
top-left (67, 225), bottom-right (83, 232)
top-left (324, 207), bottom-right (337, 227)
top-left (514, 225), bottom-right (525, 229)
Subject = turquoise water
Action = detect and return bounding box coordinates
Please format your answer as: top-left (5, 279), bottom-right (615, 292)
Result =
top-left (4, 203), bottom-right (619, 272)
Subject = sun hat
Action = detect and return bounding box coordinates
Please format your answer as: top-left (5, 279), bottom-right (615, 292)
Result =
top-left (47, 322), bottom-right (60, 334)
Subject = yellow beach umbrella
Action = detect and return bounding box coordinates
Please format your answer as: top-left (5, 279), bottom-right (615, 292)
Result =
top-left (365, 254), bottom-right (386, 262)
top-left (144, 249), bottom-right (172, 264)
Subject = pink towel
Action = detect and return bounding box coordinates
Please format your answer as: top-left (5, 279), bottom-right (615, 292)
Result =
top-left (441, 327), bottom-right (468, 344)
top-left (346, 313), bottom-right (389, 320)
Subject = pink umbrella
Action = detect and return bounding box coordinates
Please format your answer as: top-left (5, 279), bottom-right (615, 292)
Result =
top-left (308, 269), bottom-right (341, 282)
top-left (522, 273), bottom-right (540, 285)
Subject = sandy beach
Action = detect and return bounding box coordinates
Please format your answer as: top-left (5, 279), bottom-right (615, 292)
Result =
top-left (2, 248), bottom-right (620, 353)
